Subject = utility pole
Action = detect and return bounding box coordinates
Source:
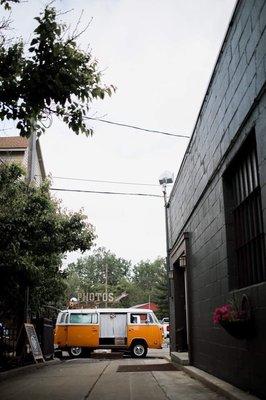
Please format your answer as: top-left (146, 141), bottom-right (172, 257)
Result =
top-left (27, 130), bottom-right (37, 184)
top-left (105, 264), bottom-right (108, 308)
top-left (25, 125), bottom-right (37, 322)
top-left (159, 172), bottom-right (173, 324)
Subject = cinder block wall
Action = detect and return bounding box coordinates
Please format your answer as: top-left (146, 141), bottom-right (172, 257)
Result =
top-left (169, 1), bottom-right (266, 397)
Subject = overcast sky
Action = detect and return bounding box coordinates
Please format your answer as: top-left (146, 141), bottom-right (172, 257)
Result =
top-left (1, 0), bottom-right (236, 265)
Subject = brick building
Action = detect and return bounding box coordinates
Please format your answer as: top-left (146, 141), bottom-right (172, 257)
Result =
top-left (168, 1), bottom-right (266, 398)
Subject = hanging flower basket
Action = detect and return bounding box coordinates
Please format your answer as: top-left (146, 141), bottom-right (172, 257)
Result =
top-left (213, 295), bottom-right (254, 340)
top-left (219, 319), bottom-right (253, 339)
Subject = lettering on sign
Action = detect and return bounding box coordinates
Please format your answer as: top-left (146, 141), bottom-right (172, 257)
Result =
top-left (24, 323), bottom-right (45, 363)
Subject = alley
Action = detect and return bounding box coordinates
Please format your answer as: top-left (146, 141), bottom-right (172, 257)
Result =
top-left (0, 351), bottom-right (226, 400)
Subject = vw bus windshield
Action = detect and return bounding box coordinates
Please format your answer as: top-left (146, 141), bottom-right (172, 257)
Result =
top-left (151, 312), bottom-right (159, 324)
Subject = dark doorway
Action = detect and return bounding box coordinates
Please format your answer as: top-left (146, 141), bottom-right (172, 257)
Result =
top-left (173, 261), bottom-right (188, 352)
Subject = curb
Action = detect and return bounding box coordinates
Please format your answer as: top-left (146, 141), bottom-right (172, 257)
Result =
top-left (0, 358), bottom-right (62, 383)
top-left (164, 355), bottom-right (260, 400)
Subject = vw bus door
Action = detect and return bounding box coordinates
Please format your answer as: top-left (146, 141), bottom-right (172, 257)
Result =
top-left (100, 313), bottom-right (127, 345)
top-left (54, 312), bottom-right (68, 348)
top-left (127, 312), bottom-right (163, 349)
top-left (67, 312), bottom-right (99, 347)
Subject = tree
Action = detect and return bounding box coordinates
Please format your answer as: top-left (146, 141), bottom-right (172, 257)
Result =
top-left (66, 253), bottom-right (168, 313)
top-left (0, 3), bottom-right (115, 137)
top-left (0, 163), bottom-right (95, 324)
top-left (113, 276), bottom-right (143, 308)
top-left (0, 0), bottom-right (19, 11)
top-left (153, 265), bottom-right (169, 319)
top-left (132, 257), bottom-right (167, 305)
top-left (66, 247), bottom-right (131, 305)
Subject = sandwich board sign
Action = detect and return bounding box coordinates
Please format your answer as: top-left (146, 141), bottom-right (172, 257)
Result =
top-left (24, 323), bottom-right (45, 363)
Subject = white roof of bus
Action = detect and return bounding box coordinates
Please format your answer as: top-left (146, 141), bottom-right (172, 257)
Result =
top-left (61, 308), bottom-right (152, 314)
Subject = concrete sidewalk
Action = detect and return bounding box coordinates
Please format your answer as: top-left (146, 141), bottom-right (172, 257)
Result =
top-left (0, 346), bottom-right (261, 400)
top-left (165, 354), bottom-right (260, 400)
top-left (88, 358), bottom-right (226, 400)
top-left (0, 358), bottom-right (109, 400)
top-left (0, 359), bottom-right (62, 383)
top-left (0, 355), bottom-right (227, 400)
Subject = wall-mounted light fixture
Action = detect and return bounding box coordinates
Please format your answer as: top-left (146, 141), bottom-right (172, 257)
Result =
top-left (179, 254), bottom-right (187, 268)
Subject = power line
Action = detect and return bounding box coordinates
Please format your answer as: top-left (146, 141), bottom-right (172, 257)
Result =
top-left (51, 187), bottom-right (163, 198)
top-left (85, 116), bottom-right (190, 139)
top-left (50, 175), bottom-right (159, 187)
top-left (1, 115), bottom-right (190, 138)
top-left (0, 127), bottom-right (14, 132)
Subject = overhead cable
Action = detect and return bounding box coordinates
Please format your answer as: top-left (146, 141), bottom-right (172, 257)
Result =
top-left (51, 187), bottom-right (163, 198)
top-left (85, 116), bottom-right (190, 139)
top-left (51, 175), bottom-right (159, 187)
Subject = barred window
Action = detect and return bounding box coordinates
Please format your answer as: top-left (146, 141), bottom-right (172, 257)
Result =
top-left (224, 133), bottom-right (266, 289)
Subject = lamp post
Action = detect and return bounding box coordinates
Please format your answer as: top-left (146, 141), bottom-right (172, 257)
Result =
top-left (159, 171), bottom-right (173, 307)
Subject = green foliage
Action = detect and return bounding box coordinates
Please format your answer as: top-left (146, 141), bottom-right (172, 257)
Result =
top-left (66, 247), bottom-right (131, 297)
top-left (132, 257), bottom-right (168, 317)
top-left (153, 265), bottom-right (169, 319)
top-left (66, 253), bottom-right (168, 314)
top-left (132, 258), bottom-right (164, 293)
top-left (0, 0), bottom-right (20, 11)
top-left (0, 163), bottom-right (95, 322)
top-left (0, 5), bottom-right (115, 137)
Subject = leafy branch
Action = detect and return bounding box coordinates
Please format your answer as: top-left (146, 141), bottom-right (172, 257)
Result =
top-left (0, 162), bottom-right (96, 321)
top-left (0, 5), bottom-right (115, 137)
top-left (0, 0), bottom-right (20, 11)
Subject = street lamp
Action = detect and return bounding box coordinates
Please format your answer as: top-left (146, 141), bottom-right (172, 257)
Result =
top-left (159, 171), bottom-right (173, 294)
top-left (159, 171), bottom-right (174, 187)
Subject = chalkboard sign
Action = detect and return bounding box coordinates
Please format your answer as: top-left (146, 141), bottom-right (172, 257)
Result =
top-left (24, 323), bottom-right (45, 363)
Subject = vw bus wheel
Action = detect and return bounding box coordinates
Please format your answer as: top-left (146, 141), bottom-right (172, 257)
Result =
top-left (131, 342), bottom-right (147, 358)
top-left (69, 346), bottom-right (83, 358)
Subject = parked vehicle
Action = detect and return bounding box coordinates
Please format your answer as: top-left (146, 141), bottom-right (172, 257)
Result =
top-left (161, 317), bottom-right (169, 339)
top-left (54, 308), bottom-right (164, 358)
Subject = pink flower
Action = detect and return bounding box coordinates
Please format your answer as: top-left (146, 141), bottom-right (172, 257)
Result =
top-left (213, 304), bottom-right (233, 324)
top-left (213, 302), bottom-right (249, 325)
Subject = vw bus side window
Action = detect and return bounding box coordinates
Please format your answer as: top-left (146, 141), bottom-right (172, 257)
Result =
top-left (151, 312), bottom-right (159, 324)
top-left (59, 312), bottom-right (67, 324)
top-left (147, 313), bottom-right (155, 324)
top-left (69, 313), bottom-right (98, 324)
top-left (130, 313), bottom-right (149, 324)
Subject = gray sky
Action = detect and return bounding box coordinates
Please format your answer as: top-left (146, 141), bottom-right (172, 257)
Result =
top-left (2, 0), bottom-right (236, 265)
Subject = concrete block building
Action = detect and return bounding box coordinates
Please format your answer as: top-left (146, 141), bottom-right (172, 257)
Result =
top-left (168, 1), bottom-right (266, 398)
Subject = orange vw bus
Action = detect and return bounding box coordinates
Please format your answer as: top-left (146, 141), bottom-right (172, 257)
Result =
top-left (54, 308), bottom-right (163, 358)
